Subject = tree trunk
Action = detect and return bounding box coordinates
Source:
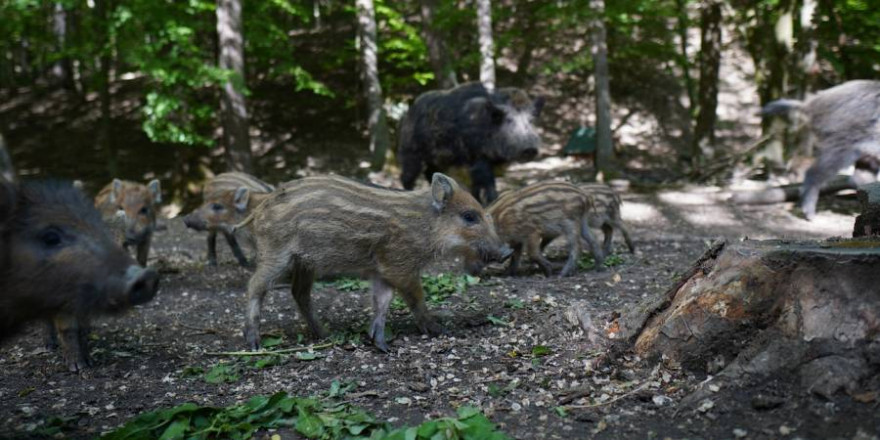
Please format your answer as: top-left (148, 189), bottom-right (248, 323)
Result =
top-left (590, 0), bottom-right (613, 176)
top-left (674, 0), bottom-right (695, 119)
top-left (356, 0), bottom-right (391, 170)
top-left (476, 0), bottom-right (495, 92)
top-left (690, 0), bottom-right (722, 172)
top-left (95, 0), bottom-right (115, 175)
top-left (216, 0), bottom-right (254, 173)
top-left (51, 3), bottom-right (75, 90)
top-left (613, 238), bottom-right (880, 400)
top-left (795, 0), bottom-right (818, 99)
top-left (418, 0), bottom-right (456, 89)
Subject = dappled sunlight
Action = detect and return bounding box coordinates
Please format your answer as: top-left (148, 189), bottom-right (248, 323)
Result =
top-left (620, 201), bottom-right (666, 224)
top-left (680, 205), bottom-right (740, 228)
top-left (657, 189), bottom-right (726, 206)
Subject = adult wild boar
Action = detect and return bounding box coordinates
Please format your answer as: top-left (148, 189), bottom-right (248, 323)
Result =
top-left (239, 173), bottom-right (511, 352)
top-left (183, 172), bottom-right (274, 267)
top-left (762, 80), bottom-right (880, 220)
top-left (398, 82), bottom-right (544, 204)
top-left (0, 138), bottom-right (159, 371)
top-left (95, 178), bottom-right (162, 265)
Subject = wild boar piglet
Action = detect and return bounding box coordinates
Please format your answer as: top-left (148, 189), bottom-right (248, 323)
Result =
top-left (241, 173), bottom-right (511, 352)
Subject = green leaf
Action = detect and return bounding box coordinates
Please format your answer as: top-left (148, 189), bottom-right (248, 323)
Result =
top-left (261, 336), bottom-right (283, 348)
top-left (487, 315), bottom-right (512, 327)
top-left (295, 411), bottom-right (324, 438)
top-left (157, 416), bottom-right (189, 440)
top-left (531, 345), bottom-right (552, 357)
top-left (555, 406), bottom-right (568, 418)
top-left (295, 351), bottom-right (321, 361)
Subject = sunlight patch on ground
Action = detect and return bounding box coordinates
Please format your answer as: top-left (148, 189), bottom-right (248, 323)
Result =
top-left (507, 156), bottom-right (581, 172)
top-left (680, 206), bottom-right (740, 228)
top-left (657, 189), bottom-right (726, 206)
top-left (620, 201), bottom-right (666, 224)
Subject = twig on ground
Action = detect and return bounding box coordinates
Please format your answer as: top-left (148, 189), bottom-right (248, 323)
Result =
top-left (206, 342), bottom-right (336, 356)
top-left (561, 381), bottom-right (650, 410)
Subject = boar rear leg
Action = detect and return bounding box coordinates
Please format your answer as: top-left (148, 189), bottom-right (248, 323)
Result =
top-left (613, 221), bottom-right (635, 253)
top-left (43, 319), bottom-right (59, 350)
top-left (222, 230), bottom-right (250, 267)
top-left (525, 233), bottom-right (554, 277)
top-left (801, 147), bottom-right (862, 220)
top-left (559, 224), bottom-right (583, 278)
top-left (245, 259), bottom-right (289, 350)
top-left (54, 314), bottom-right (92, 372)
top-left (368, 276), bottom-right (395, 352)
top-left (581, 218), bottom-right (606, 270)
top-left (207, 231), bottom-right (218, 266)
top-left (290, 264), bottom-right (326, 340)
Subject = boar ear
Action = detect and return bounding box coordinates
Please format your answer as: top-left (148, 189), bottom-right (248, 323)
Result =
top-left (465, 97), bottom-right (505, 124)
top-left (233, 187), bottom-right (250, 212)
top-left (110, 178), bottom-right (123, 204)
top-left (431, 173), bottom-right (457, 212)
top-left (147, 179), bottom-right (162, 205)
top-left (533, 96), bottom-right (545, 117)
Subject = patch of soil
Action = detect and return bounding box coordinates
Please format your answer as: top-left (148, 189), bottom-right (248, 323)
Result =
top-left (1, 188), bottom-right (877, 440)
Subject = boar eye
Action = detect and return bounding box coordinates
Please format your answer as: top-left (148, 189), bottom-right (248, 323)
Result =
top-left (139, 206), bottom-right (150, 215)
top-left (39, 229), bottom-right (63, 249)
top-left (461, 211), bottom-right (480, 224)
top-left (211, 203), bottom-right (225, 212)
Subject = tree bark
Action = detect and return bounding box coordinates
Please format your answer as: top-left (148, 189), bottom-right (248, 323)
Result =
top-left (95, 0), bottom-right (115, 175)
top-left (356, 0), bottom-right (391, 170)
top-left (674, 0), bottom-right (695, 119)
top-left (590, 0), bottom-right (613, 176)
top-left (51, 3), bottom-right (75, 90)
top-left (613, 238), bottom-right (880, 400)
top-left (795, 0), bottom-right (818, 98)
top-left (476, 0), bottom-right (495, 92)
top-left (690, 0), bottom-right (722, 172)
top-left (418, 0), bottom-right (456, 89)
top-left (216, 0), bottom-right (254, 173)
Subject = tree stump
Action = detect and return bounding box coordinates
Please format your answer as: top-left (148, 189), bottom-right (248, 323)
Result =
top-left (854, 182), bottom-right (880, 237)
top-left (611, 238), bottom-right (880, 399)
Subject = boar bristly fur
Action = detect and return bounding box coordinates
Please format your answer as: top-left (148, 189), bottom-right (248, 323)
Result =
top-left (95, 179), bottom-right (162, 266)
top-left (578, 183), bottom-right (635, 255)
top-left (242, 173), bottom-right (510, 352)
top-left (183, 172), bottom-right (274, 267)
top-left (489, 181), bottom-right (605, 277)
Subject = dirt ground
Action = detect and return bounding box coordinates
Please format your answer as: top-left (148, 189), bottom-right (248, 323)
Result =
top-left (1, 170), bottom-right (877, 440)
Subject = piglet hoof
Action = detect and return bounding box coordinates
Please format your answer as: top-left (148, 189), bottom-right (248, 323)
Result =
top-left (369, 321), bottom-right (389, 353)
top-left (244, 329), bottom-right (261, 351)
top-left (64, 354), bottom-right (92, 373)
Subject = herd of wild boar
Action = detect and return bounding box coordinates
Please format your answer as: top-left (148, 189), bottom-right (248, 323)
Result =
top-left (3, 79), bottom-right (875, 371)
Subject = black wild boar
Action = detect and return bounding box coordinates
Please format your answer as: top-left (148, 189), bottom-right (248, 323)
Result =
top-left (183, 172), bottom-right (274, 267)
top-left (95, 178), bottom-right (162, 265)
top-left (578, 183), bottom-right (635, 255)
top-left (488, 181), bottom-right (605, 277)
top-left (762, 80), bottom-right (880, 220)
top-left (398, 82), bottom-right (544, 204)
top-left (0, 144), bottom-right (158, 371)
top-left (239, 173), bottom-right (511, 352)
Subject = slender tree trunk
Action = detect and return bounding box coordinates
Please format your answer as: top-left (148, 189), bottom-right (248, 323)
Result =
top-left (590, 0), bottom-right (613, 176)
top-left (690, 0), bottom-right (723, 172)
top-left (95, 0), bottom-right (116, 175)
top-left (51, 3), bottom-right (74, 90)
top-left (419, 0), bottom-right (457, 89)
top-left (675, 0), bottom-right (695, 118)
top-left (476, 0), bottom-right (495, 92)
top-left (216, 0), bottom-right (253, 173)
top-left (356, 0), bottom-right (391, 170)
top-left (753, 1), bottom-right (794, 167)
top-left (795, 0), bottom-right (818, 98)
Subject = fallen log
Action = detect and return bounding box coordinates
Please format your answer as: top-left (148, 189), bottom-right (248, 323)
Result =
top-left (729, 175), bottom-right (856, 204)
top-left (612, 238), bottom-right (880, 400)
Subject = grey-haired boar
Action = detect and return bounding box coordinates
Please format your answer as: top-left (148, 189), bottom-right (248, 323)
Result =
top-left (183, 172), bottom-right (274, 267)
top-left (95, 179), bottom-right (162, 266)
top-left (398, 82), bottom-right (544, 204)
top-left (488, 181), bottom-right (605, 277)
top-left (578, 183), bottom-right (635, 255)
top-left (0, 139), bottom-right (158, 371)
top-left (762, 80), bottom-right (880, 220)
top-left (240, 173), bottom-right (511, 352)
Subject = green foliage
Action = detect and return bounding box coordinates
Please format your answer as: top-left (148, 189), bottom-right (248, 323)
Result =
top-left (578, 253), bottom-right (626, 270)
top-left (203, 362), bottom-right (241, 384)
top-left (421, 273), bottom-right (480, 305)
top-left (100, 391), bottom-right (510, 440)
top-left (330, 277), bottom-right (371, 292)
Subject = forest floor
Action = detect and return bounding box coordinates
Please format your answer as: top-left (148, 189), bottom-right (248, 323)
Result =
top-left (2, 160), bottom-right (878, 440)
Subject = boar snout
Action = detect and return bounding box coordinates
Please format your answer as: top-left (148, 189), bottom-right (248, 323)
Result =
top-left (125, 265), bottom-right (159, 306)
top-left (182, 212), bottom-right (206, 231)
top-left (520, 146), bottom-right (539, 161)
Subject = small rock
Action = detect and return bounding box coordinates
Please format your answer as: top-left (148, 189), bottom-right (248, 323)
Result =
top-left (733, 428), bottom-right (747, 438)
top-left (779, 425), bottom-right (793, 435)
top-left (696, 399), bottom-right (714, 413)
top-left (408, 382), bottom-right (429, 393)
top-left (652, 395), bottom-right (673, 406)
top-left (751, 394), bottom-right (784, 411)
